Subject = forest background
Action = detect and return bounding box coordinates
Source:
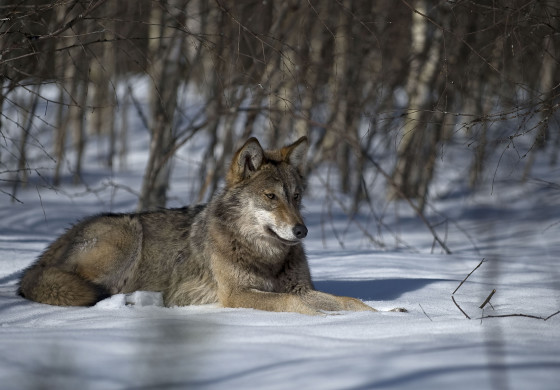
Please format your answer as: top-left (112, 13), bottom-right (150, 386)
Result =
top-left (1, 0), bottom-right (559, 246)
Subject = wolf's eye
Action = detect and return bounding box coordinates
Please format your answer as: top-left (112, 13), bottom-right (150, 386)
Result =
top-left (293, 193), bottom-right (300, 201)
top-left (266, 193), bottom-right (276, 200)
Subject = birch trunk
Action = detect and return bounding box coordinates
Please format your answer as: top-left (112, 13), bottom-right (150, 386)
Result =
top-left (138, 0), bottom-right (186, 210)
top-left (390, 0), bottom-right (442, 203)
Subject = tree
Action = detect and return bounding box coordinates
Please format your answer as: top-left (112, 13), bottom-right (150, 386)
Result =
top-left (138, 0), bottom-right (187, 210)
top-left (1, 0), bottom-right (558, 230)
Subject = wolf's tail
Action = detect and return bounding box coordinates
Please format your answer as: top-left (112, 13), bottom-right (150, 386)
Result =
top-left (18, 265), bottom-right (109, 306)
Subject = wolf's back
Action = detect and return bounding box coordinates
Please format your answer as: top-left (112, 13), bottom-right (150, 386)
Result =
top-left (18, 206), bottom-right (210, 306)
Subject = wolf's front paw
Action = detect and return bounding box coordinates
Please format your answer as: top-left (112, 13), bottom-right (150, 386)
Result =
top-left (339, 296), bottom-right (378, 312)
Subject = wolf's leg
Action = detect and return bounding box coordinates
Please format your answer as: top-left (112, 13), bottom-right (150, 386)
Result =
top-left (219, 289), bottom-right (325, 315)
top-left (302, 290), bottom-right (377, 312)
top-left (18, 264), bottom-right (109, 306)
top-left (304, 291), bottom-right (407, 312)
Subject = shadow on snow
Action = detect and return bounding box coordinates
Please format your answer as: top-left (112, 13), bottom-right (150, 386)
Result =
top-left (314, 278), bottom-right (451, 301)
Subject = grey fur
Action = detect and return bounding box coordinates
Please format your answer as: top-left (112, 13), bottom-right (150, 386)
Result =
top-left (19, 137), bottom-right (398, 315)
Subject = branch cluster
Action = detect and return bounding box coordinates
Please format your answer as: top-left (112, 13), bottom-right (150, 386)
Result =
top-left (1, 0), bottom-right (559, 247)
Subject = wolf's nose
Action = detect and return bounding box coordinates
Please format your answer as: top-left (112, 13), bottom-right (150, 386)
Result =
top-left (293, 224), bottom-right (308, 239)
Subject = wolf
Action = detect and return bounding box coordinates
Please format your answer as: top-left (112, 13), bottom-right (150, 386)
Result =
top-left (19, 136), bottom-right (403, 315)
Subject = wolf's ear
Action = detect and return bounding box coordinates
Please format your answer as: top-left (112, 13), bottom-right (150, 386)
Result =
top-left (227, 137), bottom-right (264, 185)
top-left (281, 136), bottom-right (308, 175)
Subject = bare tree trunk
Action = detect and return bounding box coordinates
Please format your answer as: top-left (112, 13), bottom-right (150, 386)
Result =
top-left (196, 1), bottom-right (223, 202)
top-left (295, 11), bottom-right (324, 141)
top-left (469, 111), bottom-right (488, 189)
top-left (89, 11), bottom-right (116, 170)
top-left (469, 35), bottom-right (504, 189)
top-left (138, 0), bottom-right (186, 210)
top-left (11, 86), bottom-right (40, 199)
top-left (119, 91), bottom-right (130, 170)
top-left (315, 1), bottom-right (351, 168)
top-left (53, 3), bottom-right (89, 186)
top-left (390, 0), bottom-right (442, 204)
top-left (72, 79), bottom-right (88, 185)
top-left (522, 34), bottom-right (557, 180)
top-left (271, 3), bottom-right (303, 145)
top-left (53, 2), bottom-right (72, 186)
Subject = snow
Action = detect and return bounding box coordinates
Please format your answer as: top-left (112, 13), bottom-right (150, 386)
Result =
top-left (1, 129), bottom-right (560, 389)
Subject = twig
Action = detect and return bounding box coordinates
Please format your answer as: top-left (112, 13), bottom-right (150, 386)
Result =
top-left (419, 304), bottom-right (433, 322)
top-left (479, 289), bottom-right (496, 309)
top-left (545, 311), bottom-right (560, 321)
top-left (36, 185), bottom-right (47, 223)
top-left (315, 174), bottom-right (385, 248)
top-left (0, 188), bottom-right (23, 204)
top-left (399, 0), bottom-right (502, 77)
top-left (452, 296), bottom-right (470, 319)
top-left (453, 258), bottom-right (485, 295)
top-left (36, 0), bottom-right (110, 43)
top-left (480, 310), bottom-right (560, 321)
top-left (363, 153), bottom-right (452, 254)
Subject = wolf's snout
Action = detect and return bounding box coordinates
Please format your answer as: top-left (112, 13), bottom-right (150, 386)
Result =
top-left (293, 224), bottom-right (308, 239)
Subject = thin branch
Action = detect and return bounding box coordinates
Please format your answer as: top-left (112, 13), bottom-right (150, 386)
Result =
top-left (362, 153), bottom-right (452, 254)
top-left (0, 188), bottom-right (23, 204)
top-left (399, 0), bottom-right (500, 76)
top-left (419, 304), bottom-right (433, 322)
top-left (453, 258), bottom-right (485, 295)
top-left (38, 0), bottom-right (110, 42)
top-left (316, 173), bottom-right (385, 248)
top-left (36, 185), bottom-right (47, 223)
top-left (452, 296), bottom-right (471, 319)
top-left (545, 311), bottom-right (560, 321)
top-left (479, 289), bottom-right (496, 309)
top-left (480, 311), bottom-right (560, 321)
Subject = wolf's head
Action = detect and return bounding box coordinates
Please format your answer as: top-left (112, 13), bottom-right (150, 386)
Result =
top-left (219, 137), bottom-right (309, 253)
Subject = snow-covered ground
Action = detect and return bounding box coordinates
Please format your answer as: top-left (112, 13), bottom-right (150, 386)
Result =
top-left (1, 123), bottom-right (559, 389)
